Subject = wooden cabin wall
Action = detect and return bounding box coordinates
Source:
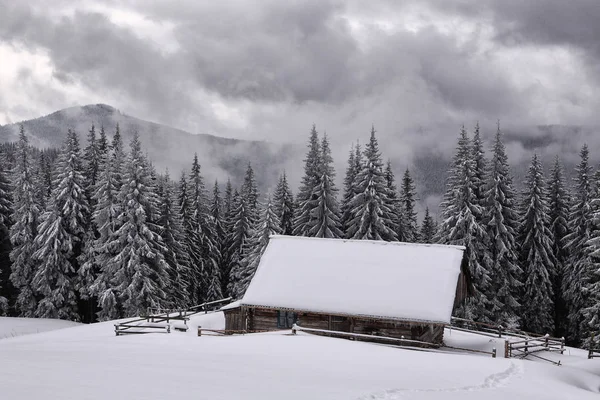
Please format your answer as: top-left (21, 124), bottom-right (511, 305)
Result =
top-left (247, 308), bottom-right (278, 331)
top-left (224, 308), bottom-right (246, 331)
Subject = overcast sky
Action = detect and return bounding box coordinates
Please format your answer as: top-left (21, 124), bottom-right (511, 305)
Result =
top-left (1, 0), bottom-right (599, 175)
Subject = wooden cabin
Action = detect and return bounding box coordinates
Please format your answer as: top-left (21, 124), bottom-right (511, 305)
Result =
top-left (222, 235), bottom-right (469, 345)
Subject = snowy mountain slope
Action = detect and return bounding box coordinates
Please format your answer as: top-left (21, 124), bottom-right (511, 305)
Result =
top-left (0, 313), bottom-right (598, 399)
top-left (0, 104), bottom-right (297, 192)
top-left (0, 316), bottom-right (81, 339)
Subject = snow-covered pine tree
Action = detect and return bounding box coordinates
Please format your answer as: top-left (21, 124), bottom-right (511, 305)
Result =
top-left (31, 129), bottom-right (89, 320)
top-left (437, 126), bottom-right (491, 322)
top-left (306, 133), bottom-right (342, 238)
top-left (472, 122), bottom-right (487, 205)
top-left (563, 144), bottom-right (593, 343)
top-left (272, 172), bottom-right (294, 235)
top-left (227, 190), bottom-right (254, 298)
top-left (97, 125), bottom-right (109, 157)
top-left (9, 127), bottom-right (41, 317)
top-left (482, 124), bottom-right (521, 325)
top-left (85, 135), bottom-right (124, 321)
top-left (220, 179), bottom-right (234, 295)
top-left (419, 207), bottom-right (436, 243)
top-left (177, 170), bottom-right (201, 305)
top-left (207, 180), bottom-right (224, 302)
top-left (384, 161), bottom-right (403, 241)
top-left (548, 156), bottom-right (570, 337)
top-left (34, 152), bottom-right (53, 210)
top-left (346, 127), bottom-right (397, 241)
top-left (0, 146), bottom-right (12, 314)
top-left (106, 133), bottom-right (171, 316)
top-left (518, 154), bottom-right (555, 334)
top-left (293, 125), bottom-right (321, 237)
top-left (157, 171), bottom-right (191, 308)
top-left (232, 195), bottom-right (282, 298)
top-left (399, 168), bottom-right (419, 242)
top-left (189, 154), bottom-right (221, 303)
top-left (580, 167), bottom-right (600, 347)
top-left (340, 144), bottom-right (358, 236)
top-left (78, 124), bottom-right (103, 322)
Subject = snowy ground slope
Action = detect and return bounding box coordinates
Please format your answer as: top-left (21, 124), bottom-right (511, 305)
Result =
top-left (0, 313), bottom-right (598, 400)
top-left (0, 316), bottom-right (81, 339)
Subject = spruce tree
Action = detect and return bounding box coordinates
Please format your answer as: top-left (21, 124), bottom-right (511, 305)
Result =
top-left (231, 195), bottom-right (281, 299)
top-left (31, 129), bottom-right (89, 320)
top-left (548, 156), bottom-right (570, 337)
top-left (9, 127), bottom-right (41, 317)
top-left (472, 122), bottom-right (487, 204)
top-left (384, 161), bottom-right (403, 241)
top-left (0, 147), bottom-right (12, 314)
top-left (86, 125), bottom-right (126, 320)
top-left (157, 172), bottom-right (191, 308)
top-left (399, 168), bottom-right (419, 242)
top-left (346, 127), bottom-right (397, 241)
top-left (272, 172), bottom-right (295, 235)
top-left (580, 168), bottom-right (600, 347)
top-left (482, 125), bottom-right (521, 325)
top-left (419, 207), bottom-right (436, 243)
top-left (437, 126), bottom-right (491, 321)
top-left (340, 144), bottom-right (359, 236)
top-left (97, 125), bottom-right (109, 156)
top-left (293, 125), bottom-right (321, 236)
top-left (220, 179), bottom-right (234, 295)
top-left (563, 144), bottom-right (593, 343)
top-left (177, 170), bottom-right (201, 305)
top-left (189, 154), bottom-right (221, 303)
top-left (306, 133), bottom-right (342, 238)
top-left (227, 190), bottom-right (253, 297)
top-left (518, 154), bottom-right (555, 334)
top-left (106, 133), bottom-right (170, 316)
top-left (207, 180), bottom-right (224, 302)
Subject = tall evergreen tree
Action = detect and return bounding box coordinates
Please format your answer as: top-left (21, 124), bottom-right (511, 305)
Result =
top-left (563, 144), bottom-right (593, 343)
top-left (306, 133), bottom-right (342, 238)
top-left (9, 127), bottom-right (41, 317)
top-left (189, 154), bottom-right (221, 303)
top-left (207, 180), bottom-right (225, 302)
top-left (341, 144), bottom-right (360, 236)
top-left (293, 125), bottom-right (321, 236)
top-left (0, 146), bottom-right (12, 314)
top-left (97, 125), bottom-right (109, 156)
top-left (231, 195), bottom-right (281, 299)
top-left (482, 125), bottom-right (521, 325)
top-left (157, 172), bottom-right (191, 308)
top-left (437, 126), bottom-right (491, 321)
top-left (272, 172), bottom-right (295, 235)
top-left (346, 127), bottom-right (397, 241)
top-left (227, 189), bottom-right (253, 297)
top-left (220, 179), bottom-right (234, 295)
top-left (177, 170), bottom-right (201, 305)
top-left (106, 133), bottom-right (170, 316)
top-left (419, 207), bottom-right (436, 243)
top-left (548, 156), bottom-right (570, 337)
top-left (31, 129), bottom-right (89, 320)
top-left (399, 168), bottom-right (419, 242)
top-left (384, 161), bottom-right (403, 241)
top-left (518, 154), bottom-right (555, 334)
top-left (472, 122), bottom-right (487, 205)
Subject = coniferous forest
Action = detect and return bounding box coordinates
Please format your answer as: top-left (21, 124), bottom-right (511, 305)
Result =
top-left (0, 122), bottom-right (598, 347)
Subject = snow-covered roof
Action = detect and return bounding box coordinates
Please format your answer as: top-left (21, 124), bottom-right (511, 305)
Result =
top-left (219, 300), bottom-right (242, 311)
top-left (240, 235), bottom-right (466, 324)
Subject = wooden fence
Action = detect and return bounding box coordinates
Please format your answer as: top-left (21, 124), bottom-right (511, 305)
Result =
top-left (504, 335), bottom-right (564, 365)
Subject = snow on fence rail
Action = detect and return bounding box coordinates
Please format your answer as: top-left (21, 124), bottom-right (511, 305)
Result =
top-left (589, 348), bottom-right (600, 359)
top-left (504, 334), bottom-right (564, 365)
top-left (291, 324), bottom-right (439, 348)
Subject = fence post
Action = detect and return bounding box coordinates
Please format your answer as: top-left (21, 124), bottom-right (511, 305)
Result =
top-left (498, 325), bottom-right (503, 338)
top-left (544, 333), bottom-right (549, 348)
top-left (589, 349), bottom-right (593, 360)
top-left (560, 337), bottom-right (565, 355)
top-left (492, 348), bottom-right (496, 358)
top-left (504, 340), bottom-right (510, 358)
top-left (197, 326), bottom-right (202, 337)
top-left (292, 324), bottom-right (297, 335)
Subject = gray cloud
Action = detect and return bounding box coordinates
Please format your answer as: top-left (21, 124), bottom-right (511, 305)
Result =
top-left (1, 0), bottom-right (600, 219)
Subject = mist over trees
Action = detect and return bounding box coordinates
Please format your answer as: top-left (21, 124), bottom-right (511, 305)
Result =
top-left (0, 122), bottom-right (598, 346)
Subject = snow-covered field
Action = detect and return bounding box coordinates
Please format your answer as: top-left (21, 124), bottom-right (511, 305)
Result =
top-left (0, 313), bottom-right (598, 399)
top-left (0, 316), bottom-right (81, 339)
